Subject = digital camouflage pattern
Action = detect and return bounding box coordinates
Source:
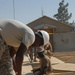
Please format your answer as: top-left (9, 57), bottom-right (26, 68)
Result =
top-left (0, 37), bottom-right (13, 75)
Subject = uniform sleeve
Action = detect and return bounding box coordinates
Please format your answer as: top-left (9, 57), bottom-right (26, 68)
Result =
top-left (22, 33), bottom-right (35, 49)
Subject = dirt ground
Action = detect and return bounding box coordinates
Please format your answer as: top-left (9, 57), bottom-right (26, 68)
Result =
top-left (53, 51), bottom-right (75, 63)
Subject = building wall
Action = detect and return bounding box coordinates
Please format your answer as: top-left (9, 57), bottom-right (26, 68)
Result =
top-left (53, 32), bottom-right (75, 52)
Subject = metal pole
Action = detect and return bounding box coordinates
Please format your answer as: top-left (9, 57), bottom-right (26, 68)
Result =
top-left (13, 0), bottom-right (15, 19)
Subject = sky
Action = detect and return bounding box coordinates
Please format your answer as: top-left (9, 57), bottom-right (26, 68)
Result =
top-left (0, 0), bottom-right (75, 24)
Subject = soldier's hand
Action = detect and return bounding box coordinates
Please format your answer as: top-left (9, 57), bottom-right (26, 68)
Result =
top-left (31, 69), bottom-right (36, 73)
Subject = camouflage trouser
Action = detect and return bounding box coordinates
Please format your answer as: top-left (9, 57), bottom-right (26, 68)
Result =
top-left (0, 37), bottom-right (13, 75)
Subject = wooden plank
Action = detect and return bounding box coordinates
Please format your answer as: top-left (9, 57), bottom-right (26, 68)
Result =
top-left (51, 57), bottom-right (65, 65)
top-left (52, 63), bottom-right (75, 72)
top-left (54, 72), bottom-right (75, 75)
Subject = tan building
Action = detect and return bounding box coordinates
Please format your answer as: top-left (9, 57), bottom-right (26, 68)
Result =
top-left (27, 16), bottom-right (74, 51)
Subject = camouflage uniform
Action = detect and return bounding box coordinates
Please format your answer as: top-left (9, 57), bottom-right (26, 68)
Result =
top-left (0, 37), bottom-right (13, 75)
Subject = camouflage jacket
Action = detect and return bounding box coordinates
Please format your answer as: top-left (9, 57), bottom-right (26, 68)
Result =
top-left (0, 37), bottom-right (13, 75)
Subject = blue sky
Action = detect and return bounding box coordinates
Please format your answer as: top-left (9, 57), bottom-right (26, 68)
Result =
top-left (0, 0), bottom-right (75, 24)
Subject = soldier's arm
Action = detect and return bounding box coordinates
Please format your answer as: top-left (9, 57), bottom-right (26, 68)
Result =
top-left (15, 43), bottom-right (26, 75)
top-left (44, 42), bottom-right (52, 51)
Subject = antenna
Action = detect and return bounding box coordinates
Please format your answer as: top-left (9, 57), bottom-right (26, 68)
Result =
top-left (41, 0), bottom-right (44, 17)
top-left (41, 7), bottom-right (44, 17)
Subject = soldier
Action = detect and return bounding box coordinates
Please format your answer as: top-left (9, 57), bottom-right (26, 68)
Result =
top-left (44, 42), bottom-right (53, 58)
top-left (32, 50), bottom-right (53, 75)
top-left (0, 36), bottom-right (13, 75)
top-left (0, 19), bottom-right (50, 75)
